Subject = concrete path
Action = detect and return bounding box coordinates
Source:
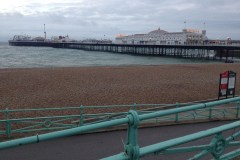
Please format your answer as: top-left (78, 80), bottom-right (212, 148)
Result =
top-left (0, 120), bottom-right (238, 160)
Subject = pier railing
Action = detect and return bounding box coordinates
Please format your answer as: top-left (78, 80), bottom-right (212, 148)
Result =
top-left (0, 97), bottom-right (240, 159)
top-left (0, 103), bottom-right (191, 138)
top-left (0, 100), bottom-right (240, 139)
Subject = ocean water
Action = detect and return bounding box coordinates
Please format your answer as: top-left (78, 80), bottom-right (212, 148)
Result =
top-left (0, 42), bottom-right (217, 68)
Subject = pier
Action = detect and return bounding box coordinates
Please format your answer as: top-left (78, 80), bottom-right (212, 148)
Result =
top-left (52, 42), bottom-right (240, 61)
top-left (9, 40), bottom-right (240, 61)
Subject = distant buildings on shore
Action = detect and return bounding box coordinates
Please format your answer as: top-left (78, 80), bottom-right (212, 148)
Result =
top-left (115, 28), bottom-right (208, 45)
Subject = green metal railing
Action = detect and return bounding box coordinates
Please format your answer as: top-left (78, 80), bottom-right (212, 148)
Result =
top-left (0, 100), bottom-right (240, 139)
top-left (0, 97), bottom-right (240, 159)
top-left (0, 103), bottom-right (185, 138)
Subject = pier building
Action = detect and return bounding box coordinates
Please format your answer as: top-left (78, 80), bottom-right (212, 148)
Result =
top-left (115, 28), bottom-right (207, 45)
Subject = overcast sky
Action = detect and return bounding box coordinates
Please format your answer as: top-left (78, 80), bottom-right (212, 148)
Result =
top-left (0, 0), bottom-right (239, 41)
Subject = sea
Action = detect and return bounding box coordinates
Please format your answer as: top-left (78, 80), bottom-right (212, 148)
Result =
top-left (0, 42), bottom-right (218, 68)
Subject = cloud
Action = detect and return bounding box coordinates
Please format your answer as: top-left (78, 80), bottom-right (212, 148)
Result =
top-left (0, 0), bottom-right (239, 41)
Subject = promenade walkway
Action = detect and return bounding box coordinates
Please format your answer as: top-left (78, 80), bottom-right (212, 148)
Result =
top-left (0, 120), bottom-right (237, 160)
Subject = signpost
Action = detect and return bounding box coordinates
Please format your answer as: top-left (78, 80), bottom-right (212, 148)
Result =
top-left (218, 71), bottom-right (236, 99)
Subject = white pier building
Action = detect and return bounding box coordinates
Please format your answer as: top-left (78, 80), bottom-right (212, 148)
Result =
top-left (115, 28), bottom-right (207, 45)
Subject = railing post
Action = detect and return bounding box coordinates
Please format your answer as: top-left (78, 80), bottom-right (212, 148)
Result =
top-left (209, 108), bottom-right (212, 120)
top-left (132, 103), bottom-right (137, 111)
top-left (125, 110), bottom-right (140, 160)
top-left (175, 102), bottom-right (179, 122)
top-left (79, 105), bottom-right (84, 126)
top-left (236, 106), bottom-right (240, 119)
top-left (5, 108), bottom-right (11, 138)
top-left (223, 109), bottom-right (226, 119)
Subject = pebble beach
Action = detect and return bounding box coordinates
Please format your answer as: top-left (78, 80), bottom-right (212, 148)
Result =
top-left (0, 63), bottom-right (239, 110)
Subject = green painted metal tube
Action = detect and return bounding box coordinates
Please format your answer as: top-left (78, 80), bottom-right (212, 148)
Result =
top-left (226, 131), bottom-right (240, 142)
top-left (5, 108), bottom-right (11, 138)
top-left (175, 102), bottom-right (179, 122)
top-left (209, 108), bottom-right (212, 119)
top-left (160, 144), bottom-right (210, 154)
top-left (228, 141), bottom-right (240, 146)
top-left (0, 115), bottom-right (81, 123)
top-left (139, 120), bottom-right (240, 157)
top-left (1, 97), bottom-right (240, 154)
top-left (0, 103), bottom-right (171, 113)
top-left (237, 106), bottom-right (240, 118)
top-left (219, 147), bottom-right (240, 160)
top-left (101, 153), bottom-right (128, 160)
top-left (79, 105), bottom-right (84, 126)
top-left (103, 120), bottom-right (240, 159)
top-left (0, 117), bottom-right (129, 149)
top-left (188, 150), bottom-right (209, 160)
top-left (139, 97), bottom-right (240, 121)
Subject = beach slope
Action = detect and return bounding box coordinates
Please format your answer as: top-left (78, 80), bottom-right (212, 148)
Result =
top-left (0, 64), bottom-right (239, 109)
